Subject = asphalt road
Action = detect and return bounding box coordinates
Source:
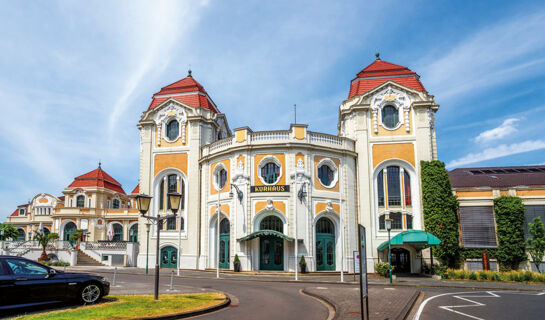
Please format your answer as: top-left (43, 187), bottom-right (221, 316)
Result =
top-left (414, 290), bottom-right (545, 320)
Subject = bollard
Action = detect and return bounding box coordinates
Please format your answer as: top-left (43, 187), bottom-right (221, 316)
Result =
top-left (112, 267), bottom-right (117, 286)
top-left (169, 270), bottom-right (174, 290)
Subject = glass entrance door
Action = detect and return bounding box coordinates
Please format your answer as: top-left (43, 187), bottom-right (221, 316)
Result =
top-left (391, 248), bottom-right (410, 273)
top-left (316, 234), bottom-right (335, 271)
top-left (160, 246), bottom-right (178, 268)
top-left (260, 236), bottom-right (283, 270)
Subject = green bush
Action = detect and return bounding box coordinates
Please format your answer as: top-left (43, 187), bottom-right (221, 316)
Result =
top-left (42, 261), bottom-right (70, 267)
top-left (469, 272), bottom-right (477, 280)
top-left (433, 264), bottom-right (448, 276)
top-left (494, 196), bottom-right (527, 271)
top-left (444, 269), bottom-right (545, 283)
top-left (477, 271), bottom-right (488, 280)
top-left (421, 161), bottom-right (461, 268)
top-left (375, 262), bottom-right (393, 278)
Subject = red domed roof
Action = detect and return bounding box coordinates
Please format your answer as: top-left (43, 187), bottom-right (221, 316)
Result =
top-left (68, 166), bottom-right (126, 194)
top-left (348, 56), bottom-right (426, 98)
top-left (148, 71), bottom-right (219, 113)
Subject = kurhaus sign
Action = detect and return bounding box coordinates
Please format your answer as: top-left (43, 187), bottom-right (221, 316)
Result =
top-left (251, 185), bottom-right (290, 193)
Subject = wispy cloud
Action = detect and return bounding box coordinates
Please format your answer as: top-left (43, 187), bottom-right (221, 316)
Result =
top-left (474, 118), bottom-right (519, 143)
top-left (446, 140), bottom-right (545, 168)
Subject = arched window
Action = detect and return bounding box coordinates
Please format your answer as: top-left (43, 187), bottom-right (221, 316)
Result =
top-left (215, 168), bottom-right (227, 190)
top-left (379, 214), bottom-right (386, 230)
top-left (129, 224), bottom-right (138, 242)
top-left (377, 170), bottom-right (384, 207)
top-left (260, 216), bottom-right (283, 232)
top-left (316, 217), bottom-right (334, 234)
top-left (318, 164), bottom-right (335, 187)
top-left (220, 218), bottom-right (230, 234)
top-left (113, 224), bottom-right (123, 242)
top-left (166, 119), bottom-right (179, 141)
top-left (261, 162), bottom-right (280, 184)
top-left (404, 171), bottom-right (411, 206)
top-left (387, 166), bottom-right (401, 206)
top-left (76, 195), bottom-right (85, 208)
top-left (160, 174), bottom-right (181, 211)
top-left (17, 228), bottom-right (26, 241)
top-left (112, 199), bottom-right (120, 209)
top-left (390, 212), bottom-right (402, 230)
top-left (382, 105), bottom-right (399, 129)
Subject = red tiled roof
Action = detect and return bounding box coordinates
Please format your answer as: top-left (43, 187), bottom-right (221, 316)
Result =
top-left (131, 184), bottom-right (139, 194)
top-left (147, 74), bottom-right (219, 113)
top-left (10, 208), bottom-right (18, 217)
top-left (348, 58), bottom-right (426, 98)
top-left (449, 165), bottom-right (545, 189)
top-left (68, 167), bottom-right (126, 194)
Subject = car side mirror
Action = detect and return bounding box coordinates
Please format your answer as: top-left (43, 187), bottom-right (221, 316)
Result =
top-left (48, 269), bottom-right (57, 276)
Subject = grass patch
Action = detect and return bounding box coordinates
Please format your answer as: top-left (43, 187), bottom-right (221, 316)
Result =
top-left (13, 292), bottom-right (227, 320)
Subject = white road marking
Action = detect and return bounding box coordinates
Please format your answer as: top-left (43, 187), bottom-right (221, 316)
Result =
top-left (438, 291), bottom-right (500, 320)
top-left (413, 290), bottom-right (545, 320)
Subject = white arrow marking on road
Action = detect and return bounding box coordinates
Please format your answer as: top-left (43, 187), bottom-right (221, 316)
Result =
top-left (438, 291), bottom-right (500, 320)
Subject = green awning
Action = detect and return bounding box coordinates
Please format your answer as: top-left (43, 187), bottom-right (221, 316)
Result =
top-left (237, 230), bottom-right (294, 242)
top-left (377, 230), bottom-right (441, 252)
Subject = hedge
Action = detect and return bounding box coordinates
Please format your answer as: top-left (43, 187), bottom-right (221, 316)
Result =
top-left (494, 196), bottom-right (526, 271)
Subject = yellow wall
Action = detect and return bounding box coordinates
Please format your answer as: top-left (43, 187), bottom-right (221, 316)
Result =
top-left (314, 156), bottom-right (340, 192)
top-left (235, 130), bottom-right (246, 142)
top-left (294, 126), bottom-right (306, 140)
top-left (154, 153), bottom-right (188, 176)
top-left (296, 153), bottom-right (304, 166)
top-left (210, 159), bottom-right (231, 195)
top-left (253, 154), bottom-right (286, 186)
top-left (237, 155), bottom-right (245, 168)
top-left (372, 143), bottom-right (415, 168)
top-left (372, 110), bottom-right (411, 137)
top-left (255, 201), bottom-right (286, 215)
top-left (456, 191), bottom-right (494, 198)
top-left (315, 202), bottom-right (340, 215)
top-left (210, 204), bottom-right (230, 216)
top-left (155, 124), bottom-right (188, 147)
top-left (517, 189), bottom-right (545, 196)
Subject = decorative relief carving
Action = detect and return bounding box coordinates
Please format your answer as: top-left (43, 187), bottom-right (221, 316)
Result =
top-left (371, 86), bottom-right (412, 131)
top-left (154, 102), bottom-right (188, 144)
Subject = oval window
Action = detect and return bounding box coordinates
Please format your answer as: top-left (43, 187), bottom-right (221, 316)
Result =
top-left (318, 164), bottom-right (335, 187)
top-left (260, 162), bottom-right (280, 184)
top-left (166, 120), bottom-right (179, 141)
top-left (216, 168), bottom-right (227, 190)
top-left (382, 105), bottom-right (399, 129)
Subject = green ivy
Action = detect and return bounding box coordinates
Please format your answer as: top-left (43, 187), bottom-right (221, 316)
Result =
top-left (421, 160), bottom-right (461, 268)
top-left (494, 196), bottom-right (526, 271)
top-left (461, 248), bottom-right (498, 260)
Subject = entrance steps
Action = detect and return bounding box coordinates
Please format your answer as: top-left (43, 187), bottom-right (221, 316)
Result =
top-left (76, 250), bottom-right (106, 266)
top-left (203, 268), bottom-right (350, 276)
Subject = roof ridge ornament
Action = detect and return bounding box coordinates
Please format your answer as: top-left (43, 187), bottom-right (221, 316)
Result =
top-left (375, 52), bottom-right (381, 60)
top-left (187, 68), bottom-right (192, 77)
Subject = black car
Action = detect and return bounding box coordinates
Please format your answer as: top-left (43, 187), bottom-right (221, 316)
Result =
top-left (0, 255), bottom-right (110, 311)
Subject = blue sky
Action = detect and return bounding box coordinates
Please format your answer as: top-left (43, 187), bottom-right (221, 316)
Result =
top-left (1, 0), bottom-right (545, 220)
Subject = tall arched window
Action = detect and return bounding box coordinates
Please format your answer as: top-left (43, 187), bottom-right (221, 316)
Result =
top-left (316, 217), bottom-right (334, 234)
top-left (404, 171), bottom-right (411, 206)
top-left (76, 195), bottom-right (85, 208)
top-left (113, 224), bottom-right (123, 242)
top-left (387, 166), bottom-right (401, 206)
top-left (260, 216), bottom-right (283, 232)
top-left (382, 105), bottom-right (399, 129)
top-left (129, 224), bottom-right (138, 242)
top-left (377, 170), bottom-right (384, 207)
top-left (159, 174), bottom-right (181, 211)
top-left (166, 119), bottom-right (179, 141)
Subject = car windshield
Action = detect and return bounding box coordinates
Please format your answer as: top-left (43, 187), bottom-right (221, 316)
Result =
top-left (6, 259), bottom-right (48, 275)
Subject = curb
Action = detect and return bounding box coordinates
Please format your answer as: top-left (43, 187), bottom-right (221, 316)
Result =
top-left (139, 295), bottom-right (231, 320)
top-left (301, 289), bottom-right (337, 320)
top-left (66, 268), bottom-right (545, 292)
top-left (397, 290), bottom-right (421, 320)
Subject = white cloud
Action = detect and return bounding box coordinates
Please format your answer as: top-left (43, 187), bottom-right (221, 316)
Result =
top-left (474, 118), bottom-right (519, 143)
top-left (446, 140), bottom-right (545, 168)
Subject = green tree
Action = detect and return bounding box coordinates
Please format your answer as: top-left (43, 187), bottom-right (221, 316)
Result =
top-left (70, 229), bottom-right (86, 243)
top-left (494, 196), bottom-right (526, 271)
top-left (421, 160), bottom-right (460, 268)
top-left (33, 230), bottom-right (59, 261)
top-left (0, 223), bottom-right (19, 240)
top-left (527, 217), bottom-right (545, 273)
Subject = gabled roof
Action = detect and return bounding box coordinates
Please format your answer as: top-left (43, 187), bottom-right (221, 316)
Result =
top-left (131, 184), bottom-right (139, 194)
top-left (449, 165), bottom-right (545, 189)
top-left (67, 166), bottom-right (126, 194)
top-left (148, 71), bottom-right (219, 113)
top-left (10, 208), bottom-right (19, 217)
top-left (348, 55), bottom-right (426, 98)
top-left (10, 204), bottom-right (27, 217)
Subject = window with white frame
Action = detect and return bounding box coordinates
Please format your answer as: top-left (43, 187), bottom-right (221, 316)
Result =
top-left (376, 166), bottom-right (412, 208)
top-left (317, 159), bottom-right (338, 188)
top-left (378, 212), bottom-right (412, 230)
top-left (381, 105), bottom-right (399, 129)
top-left (76, 195), bottom-right (85, 208)
top-left (213, 164), bottom-right (228, 191)
top-left (166, 119), bottom-right (179, 141)
top-left (258, 156), bottom-right (282, 185)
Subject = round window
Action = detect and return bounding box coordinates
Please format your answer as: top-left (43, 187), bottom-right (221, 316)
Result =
top-left (215, 168), bottom-right (227, 190)
top-left (318, 164), bottom-right (335, 187)
top-left (166, 120), bottom-right (179, 141)
top-left (381, 105), bottom-right (399, 129)
top-left (260, 162), bottom-right (280, 184)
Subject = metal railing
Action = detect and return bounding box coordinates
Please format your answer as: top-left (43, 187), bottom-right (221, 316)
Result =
top-left (83, 241), bottom-right (128, 251)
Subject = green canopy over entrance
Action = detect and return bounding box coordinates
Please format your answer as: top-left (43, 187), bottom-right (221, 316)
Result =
top-left (377, 230), bottom-right (441, 252)
top-left (237, 230), bottom-right (294, 242)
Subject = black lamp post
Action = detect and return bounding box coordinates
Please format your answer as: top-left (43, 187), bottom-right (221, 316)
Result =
top-left (136, 192), bottom-right (181, 300)
top-left (145, 222), bottom-right (151, 275)
top-left (229, 184), bottom-right (243, 203)
top-left (385, 218), bottom-right (393, 284)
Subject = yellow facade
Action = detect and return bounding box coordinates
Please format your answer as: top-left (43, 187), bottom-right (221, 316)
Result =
top-left (315, 202), bottom-right (340, 215)
top-left (255, 201), bottom-right (286, 215)
top-left (253, 154), bottom-right (286, 186)
top-left (314, 155), bottom-right (340, 192)
top-left (210, 159), bottom-right (231, 195)
top-left (154, 153), bottom-right (188, 176)
top-left (372, 143), bottom-right (415, 168)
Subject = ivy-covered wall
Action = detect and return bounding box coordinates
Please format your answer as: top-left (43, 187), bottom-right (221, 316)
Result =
top-left (421, 160), bottom-right (461, 268)
top-left (494, 195), bottom-right (526, 271)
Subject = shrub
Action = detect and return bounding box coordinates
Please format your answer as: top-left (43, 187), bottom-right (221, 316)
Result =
top-left (433, 264), bottom-right (448, 276)
top-left (375, 262), bottom-right (393, 278)
top-left (42, 261), bottom-right (70, 267)
top-left (527, 217), bottom-right (545, 274)
top-left (468, 272), bottom-right (477, 280)
top-left (477, 271), bottom-right (488, 280)
top-left (494, 196), bottom-right (526, 271)
top-left (234, 254), bottom-right (241, 265)
top-left (421, 161), bottom-right (461, 268)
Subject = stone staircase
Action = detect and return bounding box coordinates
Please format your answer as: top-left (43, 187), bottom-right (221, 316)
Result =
top-left (76, 250), bottom-right (105, 266)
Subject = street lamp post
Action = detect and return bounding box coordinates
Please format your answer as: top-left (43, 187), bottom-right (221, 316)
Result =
top-left (385, 218), bottom-right (393, 284)
top-left (145, 222), bottom-right (151, 274)
top-left (136, 192), bottom-right (182, 300)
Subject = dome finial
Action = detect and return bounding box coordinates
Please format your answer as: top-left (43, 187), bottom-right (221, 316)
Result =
top-left (375, 52), bottom-right (381, 60)
top-left (98, 160), bottom-right (102, 169)
top-left (188, 68), bottom-right (192, 77)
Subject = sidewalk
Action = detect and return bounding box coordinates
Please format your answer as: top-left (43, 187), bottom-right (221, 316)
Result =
top-left (64, 266), bottom-right (545, 291)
